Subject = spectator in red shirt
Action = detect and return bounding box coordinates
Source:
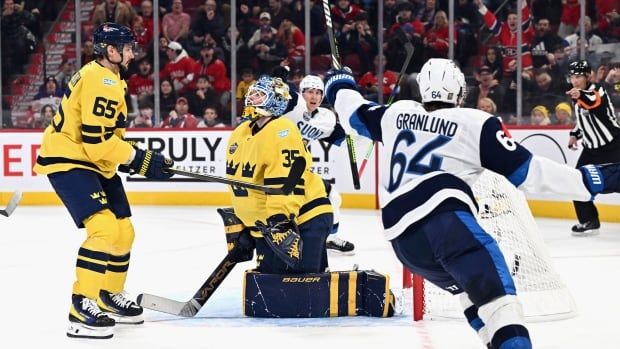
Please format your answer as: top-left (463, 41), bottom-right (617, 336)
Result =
top-left (386, 3), bottom-right (425, 73)
top-left (138, 0), bottom-right (158, 37)
top-left (131, 15), bottom-right (152, 63)
top-left (128, 58), bottom-right (155, 101)
top-left (276, 18), bottom-right (305, 68)
top-left (475, 0), bottom-right (535, 79)
top-left (160, 41), bottom-right (199, 94)
top-left (388, 2), bottom-right (424, 37)
top-left (558, 0), bottom-right (580, 38)
top-left (160, 96), bottom-right (200, 128)
top-left (331, 0), bottom-right (363, 29)
top-left (423, 10), bottom-right (454, 59)
top-left (357, 54), bottom-right (398, 102)
top-left (594, 0), bottom-right (620, 41)
top-left (197, 44), bottom-right (231, 96)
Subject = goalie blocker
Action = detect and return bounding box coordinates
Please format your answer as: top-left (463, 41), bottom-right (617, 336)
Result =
top-left (243, 269), bottom-right (395, 318)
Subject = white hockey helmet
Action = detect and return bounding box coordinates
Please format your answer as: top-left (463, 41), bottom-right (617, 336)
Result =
top-left (300, 75), bottom-right (324, 103)
top-left (417, 58), bottom-right (466, 106)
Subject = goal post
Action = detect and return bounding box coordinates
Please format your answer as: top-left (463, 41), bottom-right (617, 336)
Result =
top-left (404, 170), bottom-right (577, 322)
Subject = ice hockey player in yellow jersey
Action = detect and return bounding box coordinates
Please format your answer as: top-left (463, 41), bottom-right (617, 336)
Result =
top-left (229, 75), bottom-right (333, 273)
top-left (33, 23), bottom-right (174, 339)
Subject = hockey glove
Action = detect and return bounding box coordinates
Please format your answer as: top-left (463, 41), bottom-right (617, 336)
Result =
top-left (324, 68), bottom-right (357, 106)
top-left (217, 207), bottom-right (255, 263)
top-left (128, 148), bottom-right (174, 180)
top-left (270, 65), bottom-right (290, 81)
top-left (580, 163), bottom-right (620, 196)
top-left (255, 214), bottom-right (303, 269)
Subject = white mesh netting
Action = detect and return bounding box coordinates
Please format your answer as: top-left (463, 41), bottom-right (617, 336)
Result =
top-left (416, 170), bottom-right (577, 322)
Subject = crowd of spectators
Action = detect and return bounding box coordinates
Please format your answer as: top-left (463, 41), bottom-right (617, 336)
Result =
top-left (5, 0), bottom-right (620, 129)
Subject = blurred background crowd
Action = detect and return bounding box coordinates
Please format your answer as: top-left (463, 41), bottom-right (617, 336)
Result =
top-left (1, 0), bottom-right (618, 129)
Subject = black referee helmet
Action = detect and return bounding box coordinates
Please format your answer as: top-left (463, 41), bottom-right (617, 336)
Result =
top-left (568, 60), bottom-right (592, 76)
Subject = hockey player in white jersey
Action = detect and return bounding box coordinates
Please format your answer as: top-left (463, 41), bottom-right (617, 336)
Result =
top-left (281, 74), bottom-right (355, 255)
top-left (324, 58), bottom-right (620, 349)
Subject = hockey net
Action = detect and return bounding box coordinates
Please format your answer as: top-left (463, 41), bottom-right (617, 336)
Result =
top-left (404, 170), bottom-right (577, 322)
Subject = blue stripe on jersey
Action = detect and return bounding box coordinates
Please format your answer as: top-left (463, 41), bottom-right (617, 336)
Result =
top-left (455, 211), bottom-right (516, 295)
top-left (382, 172), bottom-right (477, 230)
top-left (350, 110), bottom-right (372, 139)
top-left (354, 103), bottom-right (388, 142)
top-left (506, 155), bottom-right (531, 187)
top-left (479, 117), bottom-right (533, 182)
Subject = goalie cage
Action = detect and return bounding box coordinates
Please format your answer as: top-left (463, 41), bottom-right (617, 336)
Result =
top-left (403, 170), bottom-right (577, 322)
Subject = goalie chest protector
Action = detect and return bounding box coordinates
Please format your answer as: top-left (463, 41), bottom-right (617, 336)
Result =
top-left (243, 270), bottom-right (394, 318)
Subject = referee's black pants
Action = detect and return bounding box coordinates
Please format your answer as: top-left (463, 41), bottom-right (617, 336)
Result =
top-left (574, 140), bottom-right (620, 223)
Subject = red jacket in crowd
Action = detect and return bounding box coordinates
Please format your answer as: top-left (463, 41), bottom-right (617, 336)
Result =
top-left (198, 58), bottom-right (231, 95)
top-left (481, 1), bottom-right (534, 76)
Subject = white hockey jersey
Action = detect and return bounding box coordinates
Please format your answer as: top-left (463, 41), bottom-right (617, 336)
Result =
top-left (282, 92), bottom-right (346, 146)
top-left (333, 89), bottom-right (593, 240)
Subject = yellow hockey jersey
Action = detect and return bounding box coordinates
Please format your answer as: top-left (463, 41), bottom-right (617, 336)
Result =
top-left (227, 117), bottom-right (332, 229)
top-left (33, 61), bottom-right (134, 179)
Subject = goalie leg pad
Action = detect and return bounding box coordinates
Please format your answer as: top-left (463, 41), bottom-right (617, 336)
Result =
top-left (243, 270), bottom-right (394, 318)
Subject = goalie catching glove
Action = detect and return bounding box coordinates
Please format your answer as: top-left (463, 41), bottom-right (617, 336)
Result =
top-left (255, 214), bottom-right (303, 269)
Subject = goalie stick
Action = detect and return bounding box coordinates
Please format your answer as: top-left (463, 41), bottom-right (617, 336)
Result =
top-left (358, 29), bottom-right (415, 177)
top-left (322, 0), bottom-right (361, 190)
top-left (0, 190), bottom-right (22, 217)
top-left (137, 250), bottom-right (239, 317)
top-left (165, 157), bottom-right (306, 195)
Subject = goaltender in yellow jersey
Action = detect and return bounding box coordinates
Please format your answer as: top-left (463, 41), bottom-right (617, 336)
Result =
top-left (227, 117), bottom-right (332, 228)
top-left (229, 75), bottom-right (333, 274)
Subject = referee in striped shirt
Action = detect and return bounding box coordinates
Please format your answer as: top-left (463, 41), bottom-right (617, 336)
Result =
top-left (567, 60), bottom-right (620, 236)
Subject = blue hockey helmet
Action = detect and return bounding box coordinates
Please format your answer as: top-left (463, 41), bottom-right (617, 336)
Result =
top-left (244, 75), bottom-right (291, 118)
top-left (93, 22), bottom-right (135, 56)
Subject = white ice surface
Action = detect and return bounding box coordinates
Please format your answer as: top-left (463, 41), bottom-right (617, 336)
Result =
top-left (1, 206), bottom-right (619, 348)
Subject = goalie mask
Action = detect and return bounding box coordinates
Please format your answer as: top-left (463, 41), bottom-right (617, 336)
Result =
top-left (244, 75), bottom-right (291, 118)
top-left (417, 58), bottom-right (465, 106)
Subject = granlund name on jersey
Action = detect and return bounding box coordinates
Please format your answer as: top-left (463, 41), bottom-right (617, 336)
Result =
top-left (332, 88), bottom-right (592, 240)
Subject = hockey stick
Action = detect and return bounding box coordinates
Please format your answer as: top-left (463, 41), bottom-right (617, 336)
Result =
top-left (322, 0), bottom-right (361, 190)
top-left (137, 250), bottom-right (239, 317)
top-left (165, 157), bottom-right (306, 195)
top-left (358, 30), bottom-right (415, 178)
top-left (0, 190), bottom-right (22, 217)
